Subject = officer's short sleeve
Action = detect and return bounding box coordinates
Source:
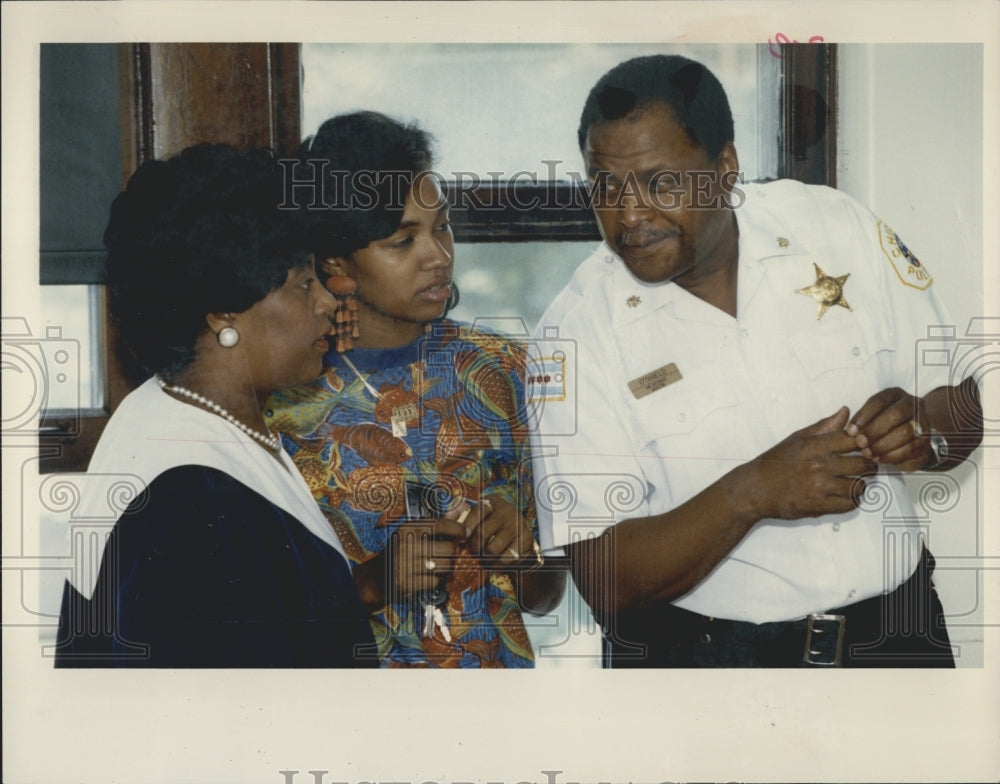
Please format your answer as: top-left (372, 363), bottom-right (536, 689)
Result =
top-left (861, 208), bottom-right (967, 397)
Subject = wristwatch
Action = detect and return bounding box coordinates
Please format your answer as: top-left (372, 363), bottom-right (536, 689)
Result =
top-left (928, 428), bottom-right (949, 467)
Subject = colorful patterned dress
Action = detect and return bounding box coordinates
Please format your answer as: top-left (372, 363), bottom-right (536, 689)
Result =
top-left (265, 319), bottom-right (538, 667)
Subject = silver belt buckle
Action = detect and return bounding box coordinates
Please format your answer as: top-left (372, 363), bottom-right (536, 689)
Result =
top-left (803, 613), bottom-right (846, 666)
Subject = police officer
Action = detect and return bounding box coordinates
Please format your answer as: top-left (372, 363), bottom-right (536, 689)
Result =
top-left (530, 54), bottom-right (983, 667)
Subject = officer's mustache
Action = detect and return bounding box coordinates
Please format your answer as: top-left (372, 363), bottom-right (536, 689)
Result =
top-left (617, 227), bottom-right (680, 247)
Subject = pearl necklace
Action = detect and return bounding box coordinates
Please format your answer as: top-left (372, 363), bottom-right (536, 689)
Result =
top-left (155, 375), bottom-right (281, 452)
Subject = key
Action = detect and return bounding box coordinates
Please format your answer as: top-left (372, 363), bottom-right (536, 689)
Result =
top-left (422, 602), bottom-right (435, 638)
top-left (432, 606), bottom-right (452, 643)
top-left (419, 581), bottom-right (448, 640)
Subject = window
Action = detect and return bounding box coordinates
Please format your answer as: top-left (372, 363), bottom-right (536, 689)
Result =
top-left (38, 45), bottom-right (121, 414)
top-left (303, 44), bottom-right (780, 183)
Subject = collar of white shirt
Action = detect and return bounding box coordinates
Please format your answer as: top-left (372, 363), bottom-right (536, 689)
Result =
top-left (609, 183), bottom-right (813, 328)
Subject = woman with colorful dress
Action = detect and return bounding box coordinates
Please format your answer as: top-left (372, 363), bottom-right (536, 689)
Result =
top-left (267, 111), bottom-right (566, 667)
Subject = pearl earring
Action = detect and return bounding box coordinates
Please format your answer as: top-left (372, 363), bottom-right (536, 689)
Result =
top-left (217, 327), bottom-right (240, 348)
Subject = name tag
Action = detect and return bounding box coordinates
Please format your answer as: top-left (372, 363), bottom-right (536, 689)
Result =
top-left (628, 362), bottom-right (682, 399)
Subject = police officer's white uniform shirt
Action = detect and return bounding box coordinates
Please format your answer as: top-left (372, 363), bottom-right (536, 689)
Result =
top-left (529, 179), bottom-right (957, 624)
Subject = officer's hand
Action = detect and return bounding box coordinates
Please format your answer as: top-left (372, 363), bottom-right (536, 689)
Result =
top-left (745, 406), bottom-right (875, 520)
top-left (847, 387), bottom-right (932, 472)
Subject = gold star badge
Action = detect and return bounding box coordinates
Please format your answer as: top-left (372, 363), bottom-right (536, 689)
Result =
top-left (626, 295), bottom-right (641, 308)
top-left (795, 263), bottom-right (852, 320)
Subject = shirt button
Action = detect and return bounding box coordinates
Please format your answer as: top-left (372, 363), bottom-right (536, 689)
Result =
top-left (833, 522), bottom-right (841, 532)
top-left (852, 346), bottom-right (861, 356)
top-left (677, 412), bottom-right (687, 422)
top-left (605, 255), bottom-right (614, 263)
top-left (740, 328), bottom-right (750, 338)
top-left (699, 633), bottom-right (712, 644)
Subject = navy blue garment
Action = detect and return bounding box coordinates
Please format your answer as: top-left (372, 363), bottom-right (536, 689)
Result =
top-left (55, 465), bottom-right (378, 668)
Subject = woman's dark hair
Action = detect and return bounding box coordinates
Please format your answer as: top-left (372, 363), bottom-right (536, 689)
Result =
top-left (296, 110), bottom-right (435, 261)
top-left (104, 143), bottom-right (311, 380)
top-left (577, 54), bottom-right (734, 160)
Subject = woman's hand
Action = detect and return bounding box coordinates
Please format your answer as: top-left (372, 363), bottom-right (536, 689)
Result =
top-left (391, 516), bottom-right (468, 595)
top-left (464, 496), bottom-right (567, 616)
top-left (464, 496), bottom-right (537, 569)
top-left (352, 515), bottom-right (467, 613)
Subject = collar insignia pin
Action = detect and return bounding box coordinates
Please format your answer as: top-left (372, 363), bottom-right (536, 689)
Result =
top-left (795, 262), bottom-right (852, 320)
top-left (626, 295), bottom-right (641, 308)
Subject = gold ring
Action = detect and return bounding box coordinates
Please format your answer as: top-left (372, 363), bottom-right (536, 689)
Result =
top-left (506, 547), bottom-right (520, 560)
top-left (911, 419), bottom-right (923, 437)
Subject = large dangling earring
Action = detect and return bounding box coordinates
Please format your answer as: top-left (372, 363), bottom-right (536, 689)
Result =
top-left (217, 327), bottom-right (240, 348)
top-left (326, 274), bottom-right (360, 353)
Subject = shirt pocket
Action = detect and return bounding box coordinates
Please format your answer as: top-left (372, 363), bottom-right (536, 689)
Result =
top-left (626, 362), bottom-right (745, 505)
top-left (787, 316), bottom-right (893, 412)
top-left (630, 362), bottom-right (743, 458)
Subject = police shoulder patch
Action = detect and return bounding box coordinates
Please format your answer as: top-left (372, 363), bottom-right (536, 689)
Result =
top-left (877, 220), bottom-right (933, 290)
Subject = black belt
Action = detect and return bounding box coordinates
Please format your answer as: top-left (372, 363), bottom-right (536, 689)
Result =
top-left (604, 548), bottom-right (954, 668)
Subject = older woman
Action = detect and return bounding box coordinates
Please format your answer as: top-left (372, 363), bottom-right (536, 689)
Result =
top-left (55, 144), bottom-right (376, 667)
top-left (267, 112), bottom-right (565, 667)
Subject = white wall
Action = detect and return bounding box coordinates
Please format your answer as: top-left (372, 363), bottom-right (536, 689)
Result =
top-left (838, 44), bottom-right (984, 328)
top-left (838, 44), bottom-right (988, 666)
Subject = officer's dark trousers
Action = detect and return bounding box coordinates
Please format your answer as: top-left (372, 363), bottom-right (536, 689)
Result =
top-left (604, 549), bottom-right (955, 668)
